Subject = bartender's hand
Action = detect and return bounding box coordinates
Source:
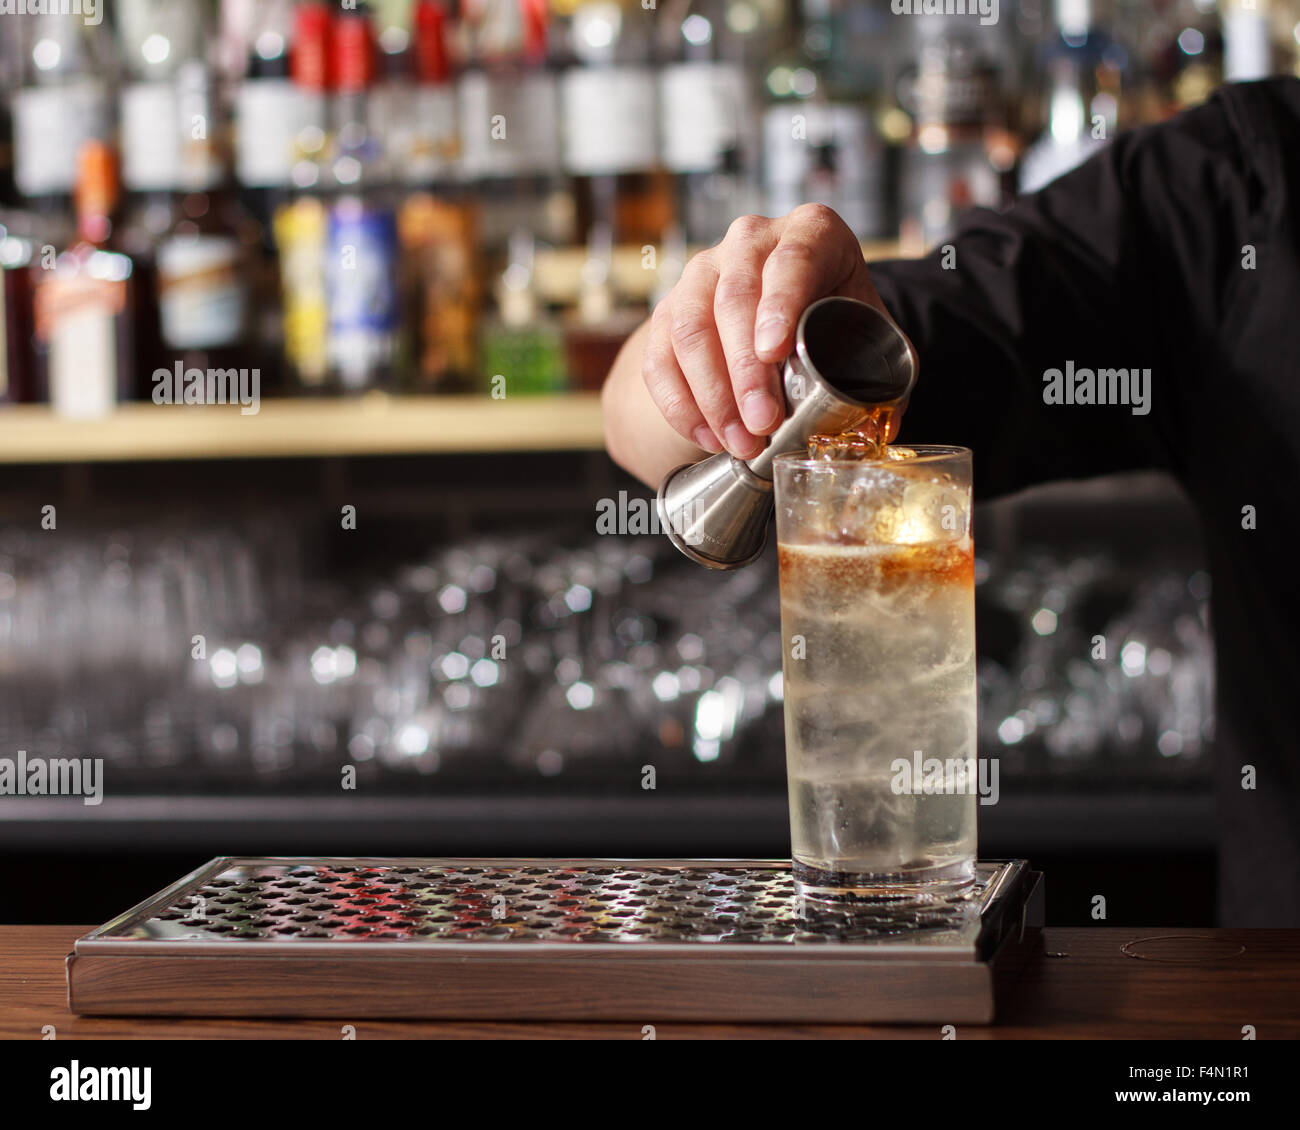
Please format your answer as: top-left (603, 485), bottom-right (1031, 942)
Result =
top-left (601, 204), bottom-right (906, 487)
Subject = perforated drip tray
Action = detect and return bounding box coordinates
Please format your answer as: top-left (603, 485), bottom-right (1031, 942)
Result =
top-left (67, 857), bottom-right (1043, 1023)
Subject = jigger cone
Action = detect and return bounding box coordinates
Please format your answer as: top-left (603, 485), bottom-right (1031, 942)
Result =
top-left (656, 296), bottom-right (917, 569)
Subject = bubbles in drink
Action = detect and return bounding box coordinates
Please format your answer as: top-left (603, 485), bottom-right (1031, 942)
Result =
top-left (778, 540), bottom-right (977, 896)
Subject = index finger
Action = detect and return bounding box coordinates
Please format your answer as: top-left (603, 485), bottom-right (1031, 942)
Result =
top-left (752, 204), bottom-right (866, 363)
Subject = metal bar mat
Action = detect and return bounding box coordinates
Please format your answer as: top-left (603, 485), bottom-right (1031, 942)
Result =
top-left (68, 857), bottom-right (1043, 1024)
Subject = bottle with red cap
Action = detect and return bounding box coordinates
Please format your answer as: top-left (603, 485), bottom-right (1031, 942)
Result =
top-left (458, 0), bottom-right (563, 188)
top-left (373, 0), bottom-right (459, 187)
top-left (290, 0), bottom-right (334, 179)
top-left (388, 2), bottom-right (481, 394)
top-left (272, 1), bottom-right (334, 392)
top-left (324, 0), bottom-right (400, 392)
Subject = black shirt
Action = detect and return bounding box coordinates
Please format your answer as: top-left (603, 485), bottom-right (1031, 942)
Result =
top-left (871, 78), bottom-right (1300, 926)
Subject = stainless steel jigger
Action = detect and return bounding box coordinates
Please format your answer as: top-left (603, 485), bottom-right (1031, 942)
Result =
top-left (656, 296), bottom-right (917, 569)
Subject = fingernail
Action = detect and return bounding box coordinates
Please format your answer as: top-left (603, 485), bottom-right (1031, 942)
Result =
top-left (754, 316), bottom-right (788, 356)
top-left (741, 390), bottom-right (781, 432)
top-left (693, 426), bottom-right (723, 453)
top-left (724, 422), bottom-right (760, 458)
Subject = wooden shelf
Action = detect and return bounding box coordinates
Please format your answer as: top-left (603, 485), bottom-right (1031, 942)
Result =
top-left (0, 393), bottom-right (607, 464)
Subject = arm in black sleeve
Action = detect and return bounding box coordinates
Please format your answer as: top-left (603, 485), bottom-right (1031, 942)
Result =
top-left (869, 84), bottom-right (1262, 500)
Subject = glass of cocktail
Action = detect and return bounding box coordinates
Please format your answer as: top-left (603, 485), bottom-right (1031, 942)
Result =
top-left (773, 446), bottom-right (977, 904)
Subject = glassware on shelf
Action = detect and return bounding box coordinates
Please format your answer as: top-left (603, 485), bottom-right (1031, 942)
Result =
top-left (0, 493), bottom-right (1215, 796)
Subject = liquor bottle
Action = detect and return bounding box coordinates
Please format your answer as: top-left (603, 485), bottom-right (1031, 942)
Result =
top-left (562, 220), bottom-right (644, 392)
top-left (1019, 0), bottom-right (1127, 194)
top-left (561, 0), bottom-right (668, 247)
top-left (324, 1), bottom-right (401, 392)
top-left (272, 2), bottom-right (333, 391)
top-left (153, 62), bottom-right (259, 388)
top-left (893, 11), bottom-right (1009, 250)
top-left (10, 11), bottom-right (112, 251)
top-left (232, 0), bottom-right (303, 192)
top-left (118, 3), bottom-right (259, 401)
top-left (0, 223), bottom-right (36, 403)
top-left (375, 0), bottom-right (460, 188)
top-left (1221, 0), bottom-right (1286, 83)
top-left (458, 0), bottom-right (569, 248)
top-left (387, 2), bottom-right (479, 391)
top-left (290, 0), bottom-right (334, 181)
top-left (228, 0), bottom-right (300, 393)
top-left (657, 0), bottom-right (759, 245)
top-left (32, 142), bottom-right (134, 418)
top-left (480, 228), bottom-right (565, 396)
top-left (762, 2), bottom-right (886, 240)
top-left (0, 30), bottom-right (20, 208)
top-left (398, 192), bottom-right (481, 394)
top-left (117, 0), bottom-right (204, 394)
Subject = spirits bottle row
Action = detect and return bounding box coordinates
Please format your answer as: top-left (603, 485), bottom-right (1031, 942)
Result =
top-left (2, 0), bottom-right (1298, 412)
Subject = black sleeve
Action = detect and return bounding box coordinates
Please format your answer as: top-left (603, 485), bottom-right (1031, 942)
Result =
top-left (869, 83), bottom-right (1264, 501)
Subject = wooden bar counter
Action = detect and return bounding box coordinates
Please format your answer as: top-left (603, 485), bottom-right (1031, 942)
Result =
top-left (2, 926), bottom-right (1296, 1039)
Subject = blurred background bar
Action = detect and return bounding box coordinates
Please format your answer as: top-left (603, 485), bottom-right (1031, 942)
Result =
top-left (2, 0), bottom-right (1293, 924)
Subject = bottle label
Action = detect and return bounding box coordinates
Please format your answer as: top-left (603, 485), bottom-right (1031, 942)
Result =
top-left (157, 235), bottom-right (245, 349)
top-left (235, 79), bottom-right (308, 188)
top-left (327, 201), bottom-right (398, 387)
top-left (121, 82), bottom-right (182, 191)
top-left (12, 82), bottom-right (109, 197)
top-left (398, 195), bottom-right (477, 387)
top-left (381, 84), bottom-right (460, 184)
top-left (327, 202), bottom-right (398, 333)
top-left (482, 323), bottom-right (563, 396)
top-left (34, 270), bottom-right (128, 340)
top-left (1223, 12), bottom-right (1271, 82)
top-left (458, 71), bottom-right (559, 178)
top-left (560, 68), bottom-right (658, 175)
top-left (659, 63), bottom-right (748, 173)
top-left (52, 309), bottom-right (117, 418)
top-left (762, 103), bottom-right (880, 187)
top-left (35, 270), bottom-right (126, 419)
top-left (273, 197), bottom-right (328, 386)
